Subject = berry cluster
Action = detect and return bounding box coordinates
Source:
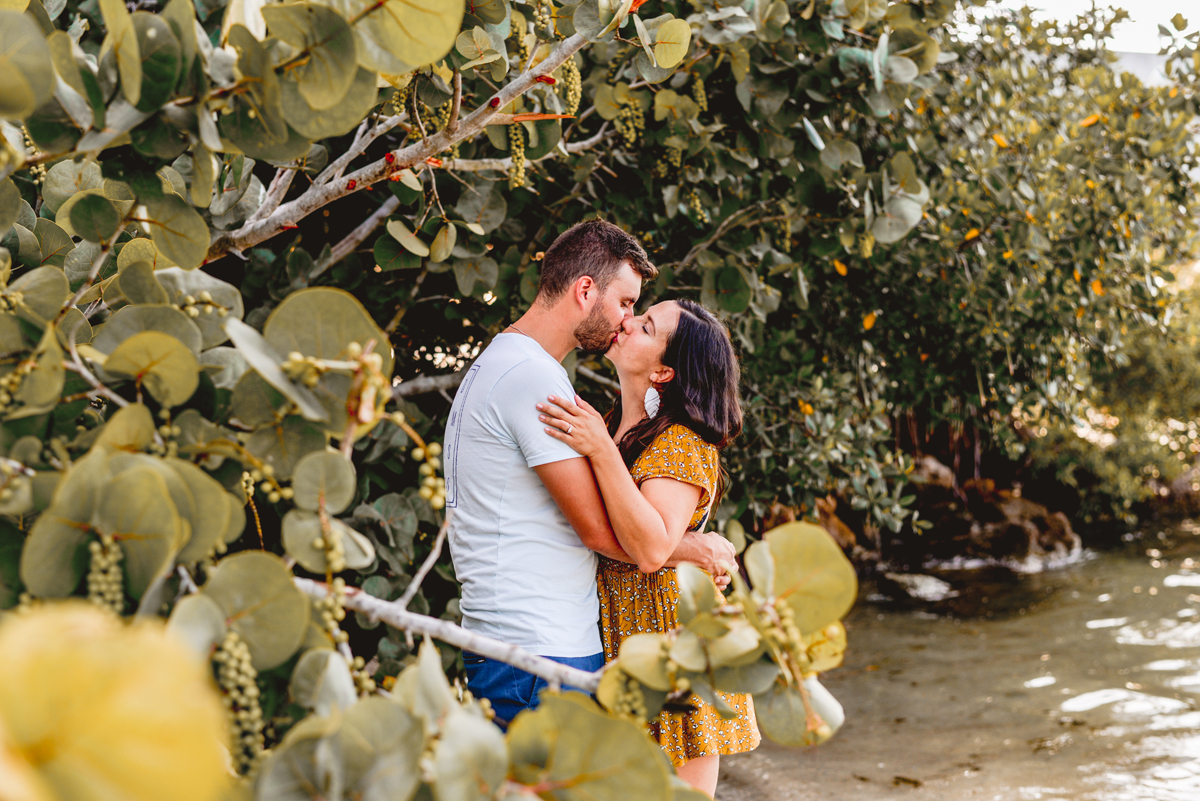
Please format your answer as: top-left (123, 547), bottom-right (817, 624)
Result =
top-left (560, 56), bottom-right (582, 116)
top-left (214, 630), bottom-right (264, 776)
top-left (687, 188), bottom-right (710, 224)
top-left (390, 82), bottom-right (412, 117)
top-left (609, 668), bottom-right (648, 721)
top-left (21, 127), bottom-right (45, 185)
top-left (350, 655), bottom-right (376, 694)
top-left (413, 442), bottom-right (445, 509)
top-left (0, 289), bottom-right (25, 313)
top-left (614, 99), bottom-right (645, 148)
top-left (315, 577), bottom-right (349, 644)
top-left (508, 124), bottom-right (527, 190)
top-left (532, 0), bottom-right (554, 37)
top-left (692, 76), bottom-right (708, 113)
top-left (244, 464), bottom-right (292, 506)
top-left (175, 290), bottom-right (229, 319)
top-left (86, 532), bottom-right (124, 614)
top-left (652, 146), bottom-right (683, 178)
top-left (313, 517), bottom-right (347, 573)
top-left (606, 46), bottom-right (632, 84)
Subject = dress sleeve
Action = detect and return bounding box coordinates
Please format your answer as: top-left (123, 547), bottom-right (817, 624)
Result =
top-left (633, 425), bottom-right (719, 512)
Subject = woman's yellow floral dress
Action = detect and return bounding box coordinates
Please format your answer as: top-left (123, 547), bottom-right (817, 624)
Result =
top-left (597, 423), bottom-right (760, 767)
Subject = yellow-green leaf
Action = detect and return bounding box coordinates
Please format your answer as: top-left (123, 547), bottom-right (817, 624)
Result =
top-left (0, 10), bottom-right (54, 120)
top-left (99, 0), bottom-right (142, 106)
top-left (387, 219), bottom-right (429, 257)
top-left (653, 18), bottom-right (692, 69)
top-left (104, 330), bottom-right (200, 408)
top-left (146, 193), bottom-right (209, 270)
top-left (766, 521), bottom-right (858, 635)
top-left (262, 2), bottom-right (358, 111)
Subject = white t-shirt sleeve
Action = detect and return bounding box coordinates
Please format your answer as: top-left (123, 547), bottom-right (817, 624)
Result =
top-left (493, 359), bottom-right (584, 468)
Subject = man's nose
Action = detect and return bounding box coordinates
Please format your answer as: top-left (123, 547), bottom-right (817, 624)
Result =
top-left (620, 315), bottom-right (636, 333)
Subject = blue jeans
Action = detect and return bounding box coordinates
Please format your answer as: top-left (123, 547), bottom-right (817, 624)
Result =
top-left (463, 651), bottom-right (604, 729)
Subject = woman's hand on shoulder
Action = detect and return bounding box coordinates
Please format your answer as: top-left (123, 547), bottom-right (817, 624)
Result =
top-left (538, 394), bottom-right (610, 459)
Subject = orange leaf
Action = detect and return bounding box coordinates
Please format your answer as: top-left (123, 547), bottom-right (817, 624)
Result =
top-left (992, 133), bottom-right (1009, 148)
top-left (1002, 250), bottom-right (1013, 259)
top-left (1091, 279), bottom-right (1105, 296)
top-left (510, 113), bottom-right (576, 122)
top-left (1081, 114), bottom-right (1102, 127)
top-left (964, 228), bottom-right (980, 241)
top-left (863, 312), bottom-right (877, 331)
top-left (1076, 306), bottom-right (1086, 319)
top-left (833, 260), bottom-right (848, 276)
top-left (1073, 267), bottom-right (1081, 282)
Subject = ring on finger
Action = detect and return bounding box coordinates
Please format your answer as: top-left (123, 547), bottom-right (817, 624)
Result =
top-left (567, 423), bottom-right (573, 435)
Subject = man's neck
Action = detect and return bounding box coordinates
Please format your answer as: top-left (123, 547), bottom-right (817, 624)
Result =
top-left (507, 304), bottom-right (579, 362)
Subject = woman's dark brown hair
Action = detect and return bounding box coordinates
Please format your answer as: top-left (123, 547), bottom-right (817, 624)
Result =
top-left (607, 299), bottom-right (743, 484)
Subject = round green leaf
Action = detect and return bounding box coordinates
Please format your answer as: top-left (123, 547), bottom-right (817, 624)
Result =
top-left (374, 235), bottom-right (422, 272)
top-left (92, 304), bottom-right (203, 355)
top-left (433, 708), bottom-right (508, 801)
top-left (291, 450), bottom-right (356, 514)
top-left (766, 521), bottom-right (857, 635)
top-left (262, 3), bottom-right (357, 111)
top-left (341, 0), bottom-right (462, 69)
top-left (715, 266), bottom-right (752, 313)
top-left (339, 697), bottom-right (423, 800)
top-left (154, 266), bottom-right (245, 348)
top-left (507, 693), bottom-right (673, 798)
top-left (8, 324), bottom-right (63, 419)
top-left (10, 265), bottom-right (69, 325)
top-left (98, 0), bottom-right (142, 106)
top-left (18, 448), bottom-right (114, 597)
top-left (0, 10), bottom-right (55, 120)
top-left (69, 194), bottom-right (121, 243)
top-left (289, 648), bottom-right (357, 715)
top-left (169, 457), bottom-right (238, 563)
top-left (33, 218), bottom-right (73, 269)
top-left (105, 330), bottom-right (200, 407)
top-left (118, 236), bottom-right (175, 270)
top-left (282, 509), bottom-right (376, 573)
top-left (114, 260), bottom-right (170, 305)
top-left (245, 415), bottom-right (327, 480)
top-left (95, 465), bottom-right (186, 599)
top-left (222, 317), bottom-right (330, 423)
top-left (42, 160), bottom-right (103, 214)
top-left (280, 67), bottom-right (380, 141)
top-left (652, 18), bottom-right (691, 68)
top-left (429, 224), bottom-right (456, 264)
top-left (203, 550), bottom-right (311, 670)
top-left (93, 402), bottom-right (157, 451)
top-left (386, 219), bottom-right (429, 257)
top-left (263, 286), bottom-right (394, 377)
top-left (616, 632), bottom-right (672, 691)
top-left (167, 593), bottom-right (227, 658)
top-left (146, 193), bottom-right (210, 270)
top-left (131, 12), bottom-right (182, 111)
top-left (231, 370), bottom-right (286, 428)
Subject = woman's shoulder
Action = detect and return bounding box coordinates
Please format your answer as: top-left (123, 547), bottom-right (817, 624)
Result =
top-left (648, 424), bottom-right (718, 457)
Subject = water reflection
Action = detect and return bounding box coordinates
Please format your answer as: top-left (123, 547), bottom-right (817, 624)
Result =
top-left (717, 521), bottom-right (1200, 801)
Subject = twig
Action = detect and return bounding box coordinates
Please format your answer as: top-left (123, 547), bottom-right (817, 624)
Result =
top-left (295, 576), bottom-right (602, 691)
top-left (207, 34), bottom-right (590, 262)
top-left (447, 71), bottom-right (463, 134)
top-left (64, 322), bottom-right (128, 409)
top-left (384, 269), bottom-right (428, 334)
top-left (317, 195), bottom-right (401, 276)
top-left (397, 511), bottom-right (451, 610)
top-left (392, 371), bottom-right (467, 399)
top-left (246, 168), bottom-right (296, 224)
top-left (54, 234), bottom-right (118, 327)
top-left (577, 365), bottom-right (620, 392)
top-left (670, 203), bottom-right (770, 273)
top-left (440, 126), bottom-right (611, 173)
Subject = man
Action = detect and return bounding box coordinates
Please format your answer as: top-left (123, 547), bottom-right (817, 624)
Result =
top-left (443, 219), bottom-right (735, 726)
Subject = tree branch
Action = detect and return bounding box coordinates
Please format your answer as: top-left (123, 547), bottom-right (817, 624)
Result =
top-left (397, 511), bottom-right (450, 610)
top-left (207, 34), bottom-right (589, 262)
top-left (440, 126), bottom-right (611, 173)
top-left (392, 370), bottom-right (467, 399)
top-left (577, 365), bottom-right (620, 392)
top-left (317, 195), bottom-right (401, 275)
top-left (246, 167), bottom-right (295, 224)
top-left (294, 576), bottom-right (602, 691)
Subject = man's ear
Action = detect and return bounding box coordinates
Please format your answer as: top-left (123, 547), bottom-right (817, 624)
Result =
top-left (574, 275), bottom-right (596, 308)
top-left (651, 366), bottom-right (675, 386)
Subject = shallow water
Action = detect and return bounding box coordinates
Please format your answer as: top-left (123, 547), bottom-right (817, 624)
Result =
top-left (717, 521), bottom-right (1200, 801)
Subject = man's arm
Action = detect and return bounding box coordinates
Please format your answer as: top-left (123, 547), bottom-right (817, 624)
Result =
top-left (534, 458), bottom-right (633, 563)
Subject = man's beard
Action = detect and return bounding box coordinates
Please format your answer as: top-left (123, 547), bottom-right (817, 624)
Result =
top-left (575, 304), bottom-right (617, 355)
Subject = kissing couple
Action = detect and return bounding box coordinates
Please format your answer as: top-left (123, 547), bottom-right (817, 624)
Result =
top-left (443, 220), bottom-right (759, 797)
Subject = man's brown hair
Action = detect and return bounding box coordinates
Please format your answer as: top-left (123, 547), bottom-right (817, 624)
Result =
top-left (537, 219), bottom-right (656, 304)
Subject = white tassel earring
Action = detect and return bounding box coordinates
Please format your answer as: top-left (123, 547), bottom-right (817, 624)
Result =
top-left (644, 386), bottom-right (661, 419)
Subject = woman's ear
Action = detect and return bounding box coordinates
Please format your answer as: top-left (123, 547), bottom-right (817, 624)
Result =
top-left (650, 366), bottom-right (675, 387)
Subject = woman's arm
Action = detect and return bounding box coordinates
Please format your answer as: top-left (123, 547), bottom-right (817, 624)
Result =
top-left (539, 395), bottom-right (703, 574)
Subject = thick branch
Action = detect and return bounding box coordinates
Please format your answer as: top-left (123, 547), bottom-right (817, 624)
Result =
top-left (392, 371), bottom-right (467, 399)
top-left (208, 35), bottom-right (588, 261)
top-left (294, 576), bottom-right (601, 691)
top-left (577, 365), bottom-right (620, 392)
top-left (397, 511), bottom-right (450, 609)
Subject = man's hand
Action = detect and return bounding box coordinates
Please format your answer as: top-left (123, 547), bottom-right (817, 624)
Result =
top-left (667, 530), bottom-right (738, 589)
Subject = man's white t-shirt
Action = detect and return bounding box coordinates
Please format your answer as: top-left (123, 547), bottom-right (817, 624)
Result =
top-left (444, 333), bottom-right (602, 657)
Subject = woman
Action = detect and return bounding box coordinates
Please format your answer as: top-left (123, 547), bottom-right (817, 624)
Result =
top-left (536, 298), bottom-right (759, 797)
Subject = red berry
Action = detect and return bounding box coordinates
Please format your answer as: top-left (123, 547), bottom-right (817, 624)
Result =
top-left (536, 76), bottom-right (556, 85)
top-left (489, 97), bottom-right (501, 108)
top-left (347, 180), bottom-right (356, 190)
top-left (385, 153), bottom-right (396, 164)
